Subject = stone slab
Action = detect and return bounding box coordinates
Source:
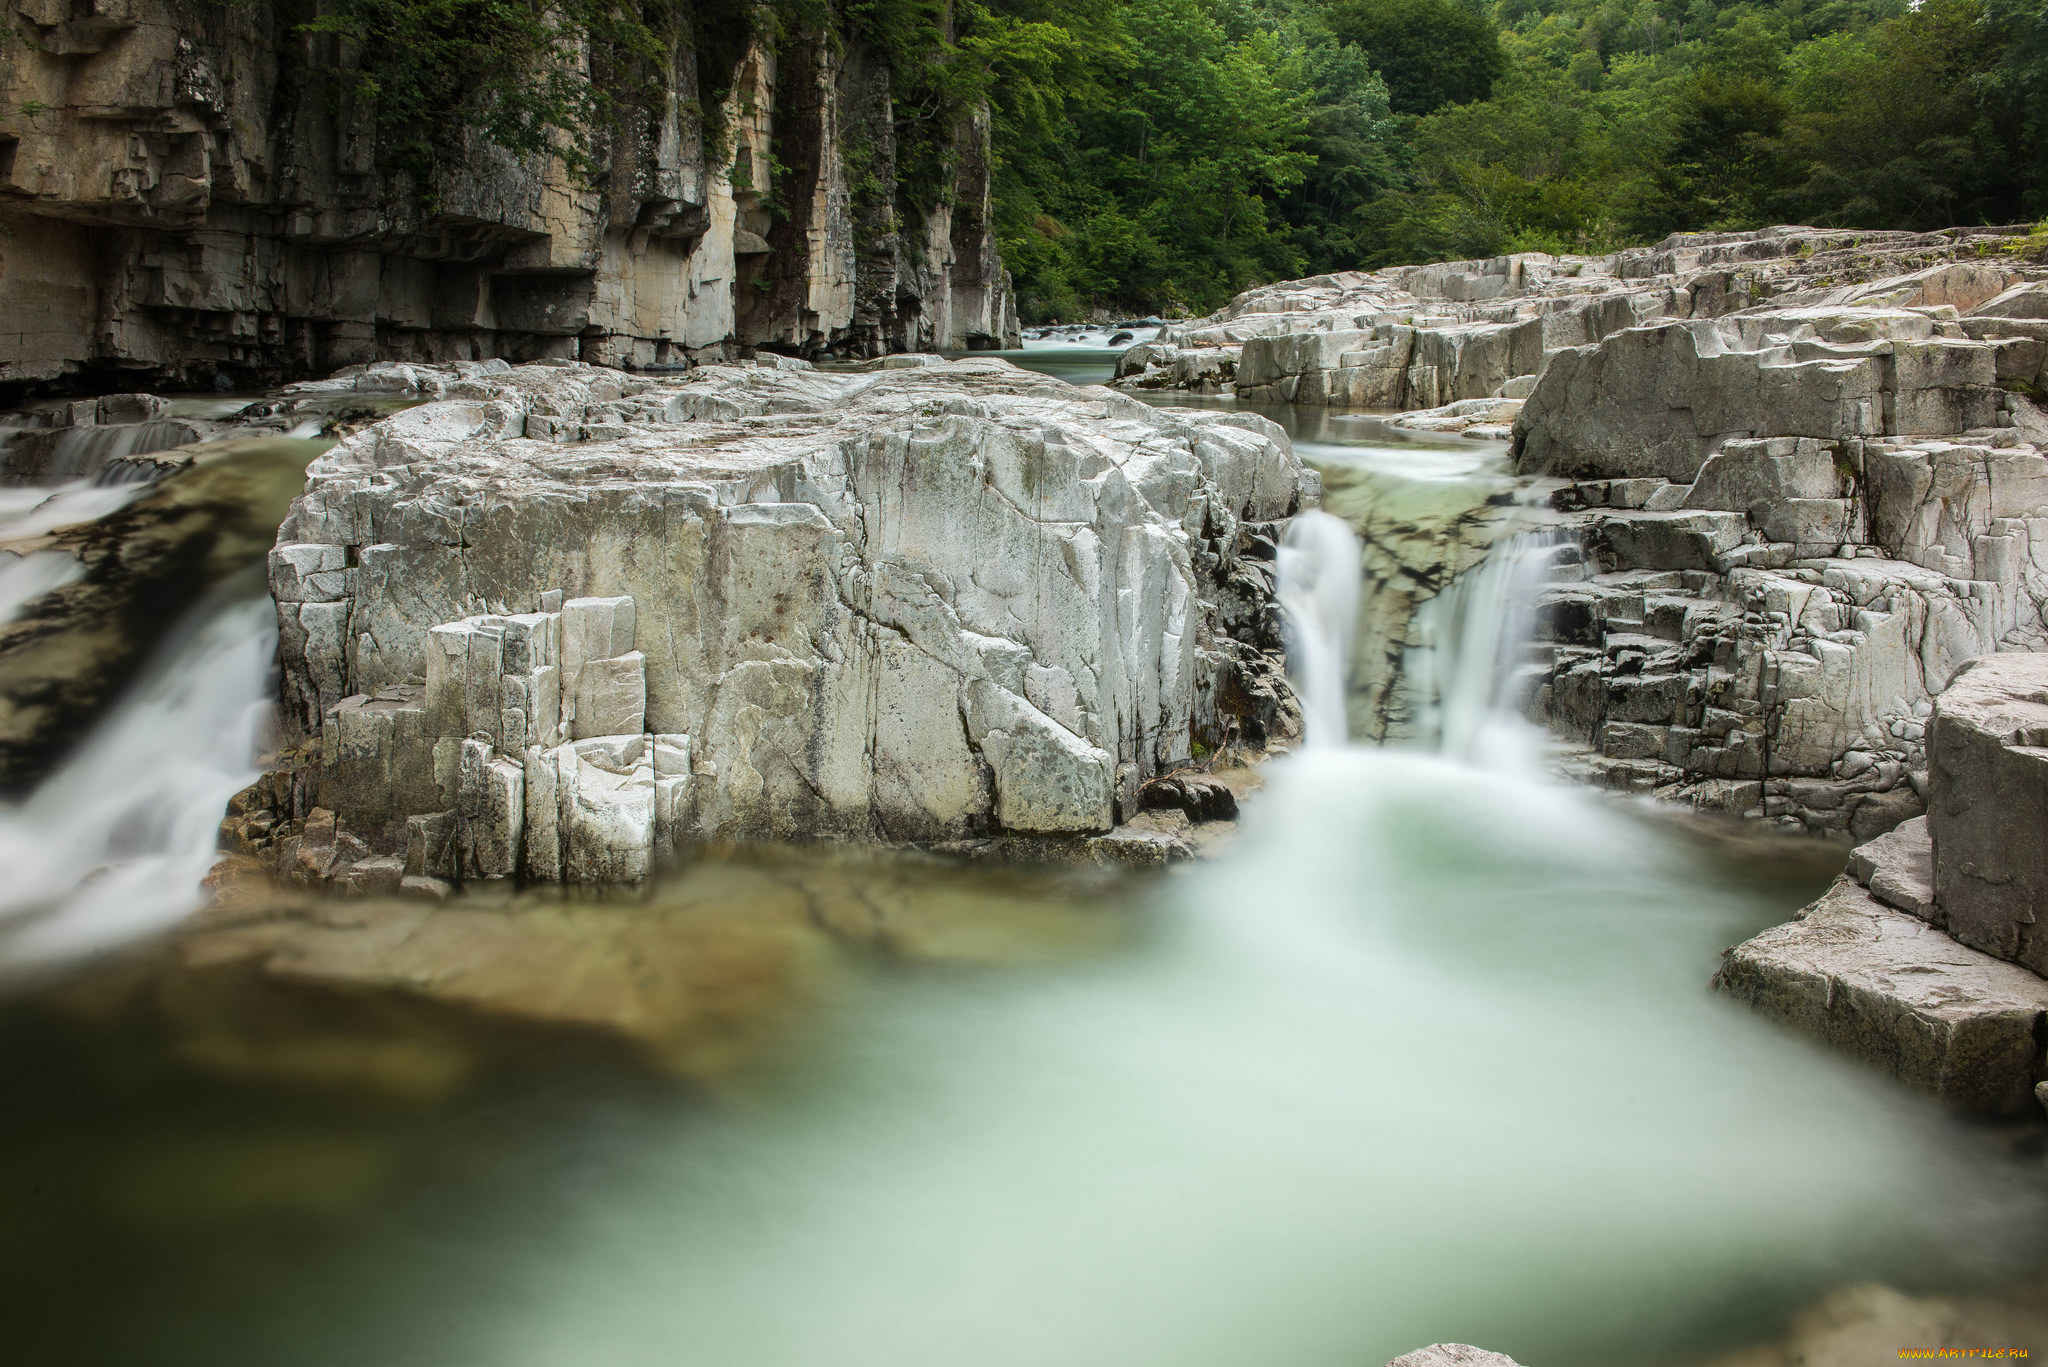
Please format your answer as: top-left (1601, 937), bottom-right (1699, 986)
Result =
top-left (1717, 877), bottom-right (2048, 1116)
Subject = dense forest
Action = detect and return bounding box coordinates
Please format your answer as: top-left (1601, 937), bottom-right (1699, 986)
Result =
top-left (274, 0), bottom-right (2048, 320)
top-left (979, 0), bottom-right (2048, 318)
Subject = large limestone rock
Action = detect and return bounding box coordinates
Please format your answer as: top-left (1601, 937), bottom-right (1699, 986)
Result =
top-left (1716, 876), bottom-right (2048, 1117)
top-left (1926, 653), bottom-right (2048, 973)
top-left (1515, 310), bottom-right (2008, 482)
top-left (0, 2), bottom-right (1018, 396)
top-left (1722, 680), bottom-right (2048, 1117)
top-left (1482, 241), bottom-right (2048, 836)
top-left (1118, 225), bottom-right (2042, 417)
top-left (271, 357), bottom-right (1308, 882)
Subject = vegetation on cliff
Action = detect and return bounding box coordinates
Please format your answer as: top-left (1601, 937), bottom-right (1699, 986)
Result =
top-left (264, 0), bottom-right (2048, 320)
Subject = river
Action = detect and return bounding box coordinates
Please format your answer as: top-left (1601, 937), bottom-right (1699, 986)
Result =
top-left (0, 349), bottom-right (2043, 1365)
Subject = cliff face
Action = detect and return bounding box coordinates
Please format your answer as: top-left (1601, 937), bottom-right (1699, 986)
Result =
top-left (0, 0), bottom-right (1020, 397)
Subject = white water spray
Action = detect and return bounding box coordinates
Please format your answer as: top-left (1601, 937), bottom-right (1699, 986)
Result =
top-left (1404, 531), bottom-right (1567, 765)
top-left (0, 419), bottom-right (199, 484)
top-left (0, 591), bottom-right (276, 969)
top-left (1275, 511), bottom-right (1363, 748)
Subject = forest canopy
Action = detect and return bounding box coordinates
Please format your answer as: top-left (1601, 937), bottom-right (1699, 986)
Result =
top-left (983, 0), bottom-right (2048, 318)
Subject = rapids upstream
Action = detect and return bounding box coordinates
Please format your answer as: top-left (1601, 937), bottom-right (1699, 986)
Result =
top-left (0, 349), bottom-right (2045, 1364)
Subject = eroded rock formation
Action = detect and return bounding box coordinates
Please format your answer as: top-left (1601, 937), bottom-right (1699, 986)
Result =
top-left (1516, 283), bottom-right (2048, 840)
top-left (0, 0), bottom-right (1018, 398)
top-left (1115, 225), bottom-right (2035, 411)
top-left (256, 356), bottom-right (1307, 886)
top-left (1717, 652), bottom-right (2048, 1117)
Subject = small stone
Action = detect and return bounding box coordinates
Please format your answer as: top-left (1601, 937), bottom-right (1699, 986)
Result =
top-left (1385, 1346), bottom-right (1523, 1367)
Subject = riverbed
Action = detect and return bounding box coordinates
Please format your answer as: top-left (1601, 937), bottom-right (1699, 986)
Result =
top-left (0, 349), bottom-right (2044, 1365)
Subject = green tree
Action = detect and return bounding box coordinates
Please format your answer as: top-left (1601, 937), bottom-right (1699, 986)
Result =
top-left (1626, 68), bottom-right (1790, 235)
top-left (1326, 0), bottom-right (1508, 113)
top-left (1780, 0), bottom-right (2026, 227)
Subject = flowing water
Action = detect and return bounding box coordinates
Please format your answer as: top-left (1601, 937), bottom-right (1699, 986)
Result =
top-left (2, 355), bottom-right (2046, 1364)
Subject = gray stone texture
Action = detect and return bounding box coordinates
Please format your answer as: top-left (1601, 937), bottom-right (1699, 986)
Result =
top-left (279, 356), bottom-right (1309, 880)
top-left (1927, 653), bottom-right (2048, 973)
top-left (1717, 877), bottom-right (2048, 1117)
top-left (0, 2), bottom-right (1019, 394)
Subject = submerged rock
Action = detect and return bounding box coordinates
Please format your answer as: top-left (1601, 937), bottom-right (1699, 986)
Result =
top-left (262, 357), bottom-right (1309, 883)
top-left (1385, 1346), bottom-right (1524, 1367)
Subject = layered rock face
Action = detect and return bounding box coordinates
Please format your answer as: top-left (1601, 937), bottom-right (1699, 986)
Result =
top-left (0, 0), bottom-right (1018, 397)
top-left (1515, 281), bottom-right (2048, 840)
top-left (1121, 228), bottom-right (2048, 841)
top-left (265, 357), bottom-right (1307, 885)
top-left (1718, 652), bottom-right (2048, 1117)
top-left (1115, 225), bottom-right (2033, 412)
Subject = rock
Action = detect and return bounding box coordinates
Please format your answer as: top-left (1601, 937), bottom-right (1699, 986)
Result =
top-left (1846, 815), bottom-right (1937, 922)
top-left (1926, 653), bottom-right (2048, 973)
top-left (1716, 877), bottom-right (2048, 1116)
top-left (1697, 1283), bottom-right (2048, 1367)
top-left (1385, 1346), bottom-right (1523, 1367)
top-left (1515, 313), bottom-right (1998, 483)
top-left (1138, 772), bottom-right (1240, 821)
top-left (0, 10), bottom-right (1018, 395)
top-left (1120, 226), bottom-right (2038, 417)
top-left (271, 358), bottom-right (1308, 879)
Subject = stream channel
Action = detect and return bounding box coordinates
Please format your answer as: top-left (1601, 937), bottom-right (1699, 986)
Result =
top-left (1, 344), bottom-right (2045, 1365)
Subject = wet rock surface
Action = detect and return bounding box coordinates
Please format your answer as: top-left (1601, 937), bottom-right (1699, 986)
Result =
top-left (1716, 875), bottom-right (2048, 1116)
top-left (42, 846), bottom-right (1143, 1092)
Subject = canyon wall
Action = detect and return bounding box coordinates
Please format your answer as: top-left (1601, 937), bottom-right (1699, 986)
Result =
top-left (0, 0), bottom-right (1018, 398)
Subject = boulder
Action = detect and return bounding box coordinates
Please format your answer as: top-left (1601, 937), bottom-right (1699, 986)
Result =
top-left (1926, 653), bottom-right (2048, 974)
top-left (1514, 315), bottom-right (2000, 482)
top-left (1385, 1347), bottom-right (1523, 1367)
top-left (1846, 815), bottom-right (1938, 922)
top-left (1716, 877), bottom-right (2048, 1117)
top-left (274, 358), bottom-right (1309, 880)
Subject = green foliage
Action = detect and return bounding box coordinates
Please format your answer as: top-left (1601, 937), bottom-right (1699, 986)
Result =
top-left (987, 0), bottom-right (1406, 317)
top-left (287, 0), bottom-right (683, 187)
top-left (1345, 0), bottom-right (2047, 278)
top-left (1626, 69), bottom-right (1790, 235)
top-left (1326, 0), bottom-right (1507, 113)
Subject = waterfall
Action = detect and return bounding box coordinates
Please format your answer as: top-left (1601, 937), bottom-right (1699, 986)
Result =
top-left (1402, 530), bottom-right (1565, 765)
top-left (1275, 511), bottom-right (1363, 748)
top-left (0, 419), bottom-right (198, 485)
top-left (0, 588), bottom-right (276, 970)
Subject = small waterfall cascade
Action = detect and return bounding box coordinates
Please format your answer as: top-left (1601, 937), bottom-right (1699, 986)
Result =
top-left (1403, 529), bottom-right (1571, 765)
top-left (0, 418), bottom-right (200, 485)
top-left (0, 479), bottom-right (156, 627)
top-left (0, 590), bottom-right (277, 969)
top-left (1274, 511), bottom-right (1363, 748)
